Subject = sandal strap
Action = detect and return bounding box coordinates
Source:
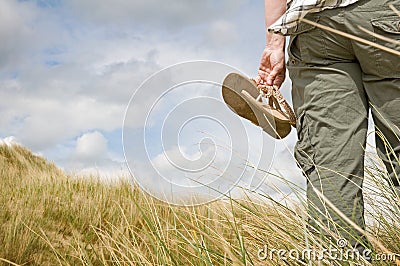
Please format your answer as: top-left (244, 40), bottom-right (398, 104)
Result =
top-left (253, 80), bottom-right (297, 126)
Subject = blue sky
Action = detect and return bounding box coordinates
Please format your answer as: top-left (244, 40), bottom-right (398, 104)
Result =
top-left (0, 0), bottom-right (306, 203)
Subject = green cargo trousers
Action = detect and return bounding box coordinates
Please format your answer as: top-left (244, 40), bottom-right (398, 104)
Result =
top-left (287, 0), bottom-right (400, 249)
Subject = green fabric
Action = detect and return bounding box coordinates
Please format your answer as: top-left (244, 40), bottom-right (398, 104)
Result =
top-left (287, 0), bottom-right (400, 251)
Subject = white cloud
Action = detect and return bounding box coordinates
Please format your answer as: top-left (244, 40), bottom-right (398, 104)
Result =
top-left (0, 86), bottom-right (124, 150)
top-left (75, 131), bottom-right (108, 161)
top-left (0, 136), bottom-right (18, 147)
top-left (59, 130), bottom-right (128, 176)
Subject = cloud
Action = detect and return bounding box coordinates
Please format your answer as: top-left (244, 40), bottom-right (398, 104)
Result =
top-left (65, 0), bottom-right (248, 29)
top-left (0, 136), bottom-right (18, 147)
top-left (205, 20), bottom-right (238, 47)
top-left (0, 1), bottom-right (232, 152)
top-left (74, 131), bottom-right (108, 161)
top-left (60, 131), bottom-right (127, 177)
top-left (0, 85), bottom-right (124, 150)
top-left (0, 0), bottom-right (38, 70)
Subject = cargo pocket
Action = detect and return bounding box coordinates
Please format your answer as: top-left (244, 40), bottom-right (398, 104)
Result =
top-left (294, 111), bottom-right (315, 176)
top-left (287, 16), bottom-right (319, 66)
top-left (370, 14), bottom-right (400, 78)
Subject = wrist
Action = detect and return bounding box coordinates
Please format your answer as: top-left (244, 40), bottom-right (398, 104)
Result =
top-left (266, 32), bottom-right (285, 50)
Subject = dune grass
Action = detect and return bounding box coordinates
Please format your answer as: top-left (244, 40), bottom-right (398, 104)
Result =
top-left (0, 144), bottom-right (303, 265)
top-left (0, 144), bottom-right (399, 265)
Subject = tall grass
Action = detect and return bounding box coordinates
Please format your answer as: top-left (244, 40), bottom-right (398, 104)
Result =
top-left (1, 143), bottom-right (399, 265)
top-left (0, 144), bottom-right (302, 265)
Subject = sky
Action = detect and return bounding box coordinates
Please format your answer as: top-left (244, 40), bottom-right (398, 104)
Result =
top-left (0, 0), bottom-right (311, 204)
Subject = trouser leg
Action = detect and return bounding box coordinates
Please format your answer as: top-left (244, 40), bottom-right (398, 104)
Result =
top-left (347, 1), bottom-right (400, 195)
top-left (286, 9), bottom-right (372, 250)
top-left (365, 80), bottom-right (400, 193)
top-left (289, 61), bottom-right (370, 249)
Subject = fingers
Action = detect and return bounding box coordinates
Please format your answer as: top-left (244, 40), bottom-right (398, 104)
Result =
top-left (258, 61), bottom-right (283, 87)
top-left (257, 69), bottom-right (268, 83)
top-left (268, 67), bottom-right (285, 87)
top-left (257, 68), bottom-right (284, 88)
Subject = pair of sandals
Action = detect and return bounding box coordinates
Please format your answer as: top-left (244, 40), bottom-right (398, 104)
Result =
top-left (222, 72), bottom-right (296, 139)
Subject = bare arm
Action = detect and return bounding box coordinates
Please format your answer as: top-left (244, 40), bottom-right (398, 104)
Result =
top-left (257, 0), bottom-right (286, 87)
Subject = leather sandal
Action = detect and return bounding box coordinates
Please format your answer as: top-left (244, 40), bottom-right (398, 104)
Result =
top-left (222, 72), bottom-right (296, 139)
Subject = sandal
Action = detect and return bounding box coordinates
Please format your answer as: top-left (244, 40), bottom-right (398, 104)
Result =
top-left (222, 72), bottom-right (296, 139)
